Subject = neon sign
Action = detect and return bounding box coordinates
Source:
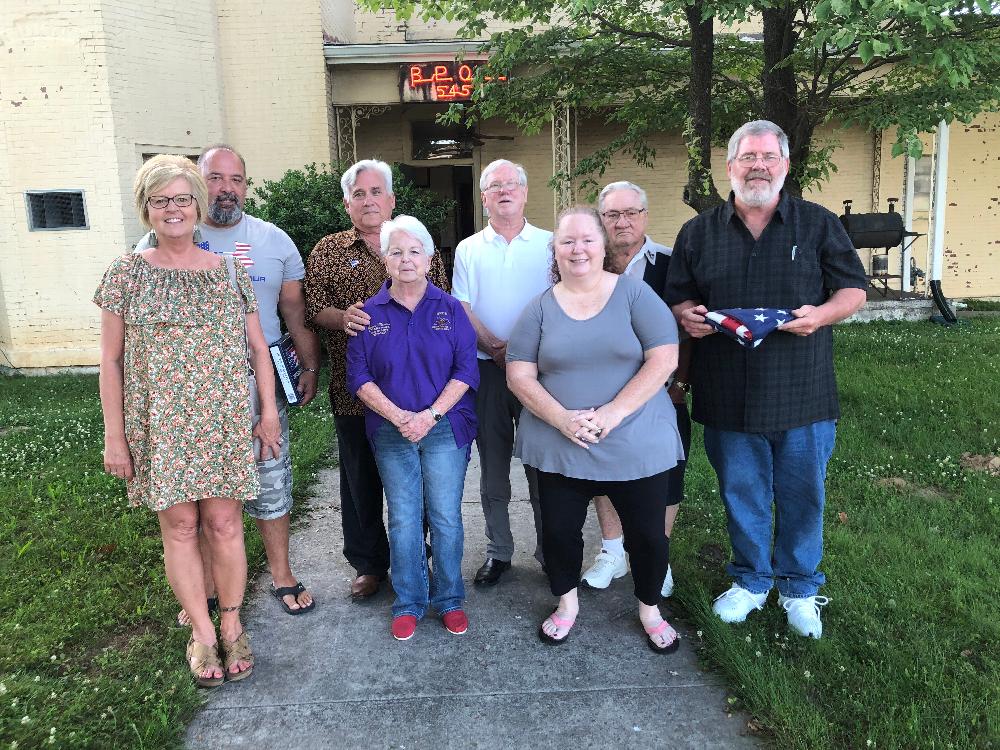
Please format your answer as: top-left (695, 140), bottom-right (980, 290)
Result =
top-left (402, 62), bottom-right (507, 102)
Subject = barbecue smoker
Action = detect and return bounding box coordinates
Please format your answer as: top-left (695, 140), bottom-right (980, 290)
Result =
top-left (839, 198), bottom-right (923, 297)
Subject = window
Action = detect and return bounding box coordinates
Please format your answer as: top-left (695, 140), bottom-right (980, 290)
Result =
top-left (911, 157), bottom-right (932, 213)
top-left (411, 121), bottom-right (475, 161)
top-left (25, 191), bottom-right (88, 230)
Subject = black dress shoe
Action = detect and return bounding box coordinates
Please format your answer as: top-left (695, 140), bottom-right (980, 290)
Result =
top-left (474, 558), bottom-right (511, 586)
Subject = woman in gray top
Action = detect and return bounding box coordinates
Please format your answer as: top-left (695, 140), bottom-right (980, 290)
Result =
top-left (506, 206), bottom-right (684, 653)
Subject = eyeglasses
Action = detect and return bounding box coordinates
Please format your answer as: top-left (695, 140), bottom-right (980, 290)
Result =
top-left (147, 194), bottom-right (195, 209)
top-left (600, 208), bottom-right (647, 222)
top-left (484, 180), bottom-right (522, 193)
top-left (734, 153), bottom-right (783, 166)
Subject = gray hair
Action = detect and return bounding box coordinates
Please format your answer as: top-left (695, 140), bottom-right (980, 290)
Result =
top-left (479, 159), bottom-right (528, 191)
top-left (727, 120), bottom-right (790, 163)
top-left (341, 159), bottom-right (394, 198)
top-left (597, 181), bottom-right (649, 212)
top-left (197, 143), bottom-right (246, 173)
top-left (379, 215), bottom-right (436, 257)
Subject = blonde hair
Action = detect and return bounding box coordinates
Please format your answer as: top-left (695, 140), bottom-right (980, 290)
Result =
top-left (133, 154), bottom-right (209, 228)
top-left (549, 205), bottom-right (611, 284)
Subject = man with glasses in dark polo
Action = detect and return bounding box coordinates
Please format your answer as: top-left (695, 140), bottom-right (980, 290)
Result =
top-left (665, 120), bottom-right (867, 639)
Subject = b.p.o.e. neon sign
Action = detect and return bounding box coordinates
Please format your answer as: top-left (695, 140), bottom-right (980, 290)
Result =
top-left (402, 62), bottom-right (507, 102)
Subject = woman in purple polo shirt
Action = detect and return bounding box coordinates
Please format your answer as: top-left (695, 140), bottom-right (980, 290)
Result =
top-left (346, 215), bottom-right (479, 642)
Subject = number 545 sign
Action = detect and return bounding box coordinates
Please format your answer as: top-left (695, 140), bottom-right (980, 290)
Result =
top-left (401, 62), bottom-right (508, 102)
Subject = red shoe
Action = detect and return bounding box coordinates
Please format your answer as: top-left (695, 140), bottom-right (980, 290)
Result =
top-left (442, 609), bottom-right (469, 635)
top-left (391, 615), bottom-right (418, 641)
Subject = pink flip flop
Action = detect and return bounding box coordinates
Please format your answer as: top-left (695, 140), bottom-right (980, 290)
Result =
top-left (538, 611), bottom-right (576, 645)
top-left (644, 619), bottom-right (681, 654)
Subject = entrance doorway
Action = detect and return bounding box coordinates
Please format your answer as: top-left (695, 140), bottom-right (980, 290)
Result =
top-left (399, 164), bottom-right (475, 279)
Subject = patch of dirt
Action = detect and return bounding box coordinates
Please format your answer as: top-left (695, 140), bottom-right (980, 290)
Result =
top-left (876, 477), bottom-right (949, 501)
top-left (74, 621), bottom-right (165, 676)
top-left (0, 425), bottom-right (30, 437)
top-left (960, 453), bottom-right (1000, 476)
top-left (697, 542), bottom-right (728, 566)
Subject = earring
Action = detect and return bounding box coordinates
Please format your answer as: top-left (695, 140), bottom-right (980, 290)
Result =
top-left (148, 230), bottom-right (158, 248)
top-left (193, 226), bottom-right (204, 244)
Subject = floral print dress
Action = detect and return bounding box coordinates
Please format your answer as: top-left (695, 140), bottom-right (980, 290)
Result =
top-left (93, 253), bottom-right (261, 510)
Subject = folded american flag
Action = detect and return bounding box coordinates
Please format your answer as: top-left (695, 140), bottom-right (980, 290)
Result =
top-left (704, 307), bottom-right (791, 348)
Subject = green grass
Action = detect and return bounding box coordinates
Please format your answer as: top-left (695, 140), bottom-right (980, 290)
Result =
top-left (960, 298), bottom-right (1000, 312)
top-left (2, 322), bottom-right (999, 748)
top-left (0, 374), bottom-right (334, 749)
top-left (671, 318), bottom-right (1000, 749)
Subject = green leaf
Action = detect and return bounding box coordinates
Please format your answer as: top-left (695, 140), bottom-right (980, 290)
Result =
top-left (831, 0), bottom-right (852, 15)
top-left (815, 0), bottom-right (833, 22)
top-left (859, 40), bottom-right (874, 64)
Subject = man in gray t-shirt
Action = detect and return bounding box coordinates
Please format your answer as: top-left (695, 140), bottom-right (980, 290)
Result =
top-left (136, 144), bottom-right (321, 619)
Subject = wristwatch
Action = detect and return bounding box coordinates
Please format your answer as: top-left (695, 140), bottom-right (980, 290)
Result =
top-left (428, 406), bottom-right (443, 422)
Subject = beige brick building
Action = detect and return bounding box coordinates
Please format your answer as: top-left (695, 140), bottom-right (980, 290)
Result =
top-left (1, 1), bottom-right (997, 370)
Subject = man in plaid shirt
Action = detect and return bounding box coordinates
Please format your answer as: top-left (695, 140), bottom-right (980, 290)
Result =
top-left (665, 120), bottom-right (867, 639)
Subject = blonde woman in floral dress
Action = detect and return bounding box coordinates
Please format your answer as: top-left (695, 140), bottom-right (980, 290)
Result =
top-left (94, 155), bottom-right (281, 687)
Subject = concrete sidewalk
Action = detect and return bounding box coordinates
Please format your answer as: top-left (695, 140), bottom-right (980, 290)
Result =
top-left (186, 452), bottom-right (760, 749)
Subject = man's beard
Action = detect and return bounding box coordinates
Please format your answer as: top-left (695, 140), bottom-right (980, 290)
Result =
top-left (208, 193), bottom-right (244, 226)
top-left (731, 169), bottom-right (786, 208)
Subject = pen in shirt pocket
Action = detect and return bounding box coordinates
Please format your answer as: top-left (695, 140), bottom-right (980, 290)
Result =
top-left (791, 245), bottom-right (797, 261)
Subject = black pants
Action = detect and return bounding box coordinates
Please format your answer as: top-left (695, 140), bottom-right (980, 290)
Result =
top-left (538, 469), bottom-right (676, 606)
top-left (668, 401), bottom-right (693, 503)
top-left (334, 414), bottom-right (389, 577)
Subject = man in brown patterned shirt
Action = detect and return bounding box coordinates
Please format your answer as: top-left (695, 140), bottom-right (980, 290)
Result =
top-left (304, 159), bottom-right (449, 601)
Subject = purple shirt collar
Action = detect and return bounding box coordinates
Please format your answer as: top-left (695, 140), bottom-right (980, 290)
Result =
top-left (370, 278), bottom-right (445, 308)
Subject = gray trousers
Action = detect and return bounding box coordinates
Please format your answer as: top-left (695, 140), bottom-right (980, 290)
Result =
top-left (475, 359), bottom-right (543, 564)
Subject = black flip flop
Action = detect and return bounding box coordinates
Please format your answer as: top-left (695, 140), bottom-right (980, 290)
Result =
top-left (271, 582), bottom-right (316, 615)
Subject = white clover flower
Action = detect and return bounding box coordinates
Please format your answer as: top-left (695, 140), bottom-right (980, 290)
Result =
top-left (20, 715), bottom-right (30, 725)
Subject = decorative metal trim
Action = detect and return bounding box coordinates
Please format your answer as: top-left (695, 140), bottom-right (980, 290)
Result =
top-left (333, 105), bottom-right (356, 165)
top-left (551, 103), bottom-right (574, 218)
top-left (871, 129), bottom-right (882, 211)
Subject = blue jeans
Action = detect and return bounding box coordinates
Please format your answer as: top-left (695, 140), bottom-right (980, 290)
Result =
top-left (372, 419), bottom-right (469, 619)
top-left (703, 420), bottom-right (837, 598)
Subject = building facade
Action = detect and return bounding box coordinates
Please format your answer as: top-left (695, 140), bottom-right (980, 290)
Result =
top-left (1, 1), bottom-right (997, 370)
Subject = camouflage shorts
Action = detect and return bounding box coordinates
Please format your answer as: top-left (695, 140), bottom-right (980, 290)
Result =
top-left (245, 396), bottom-right (293, 520)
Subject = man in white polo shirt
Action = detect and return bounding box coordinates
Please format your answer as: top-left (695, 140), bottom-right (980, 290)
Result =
top-left (452, 159), bottom-right (552, 586)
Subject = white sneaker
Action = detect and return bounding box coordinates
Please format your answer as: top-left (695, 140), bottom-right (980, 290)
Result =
top-left (580, 551), bottom-right (628, 589)
top-left (660, 565), bottom-right (675, 598)
top-left (712, 585), bottom-right (769, 623)
top-left (778, 594), bottom-right (830, 639)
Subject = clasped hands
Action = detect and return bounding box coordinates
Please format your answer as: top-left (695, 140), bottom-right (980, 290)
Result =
top-left (560, 404), bottom-right (625, 449)
top-left (393, 408), bottom-right (436, 443)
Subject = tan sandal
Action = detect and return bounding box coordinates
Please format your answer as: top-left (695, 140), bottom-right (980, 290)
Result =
top-left (186, 637), bottom-right (224, 688)
top-left (219, 630), bottom-right (254, 682)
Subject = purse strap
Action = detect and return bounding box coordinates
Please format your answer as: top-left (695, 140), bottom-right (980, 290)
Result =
top-left (224, 254), bottom-right (255, 376)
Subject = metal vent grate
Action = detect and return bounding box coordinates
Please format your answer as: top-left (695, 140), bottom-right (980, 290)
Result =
top-left (25, 191), bottom-right (88, 230)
